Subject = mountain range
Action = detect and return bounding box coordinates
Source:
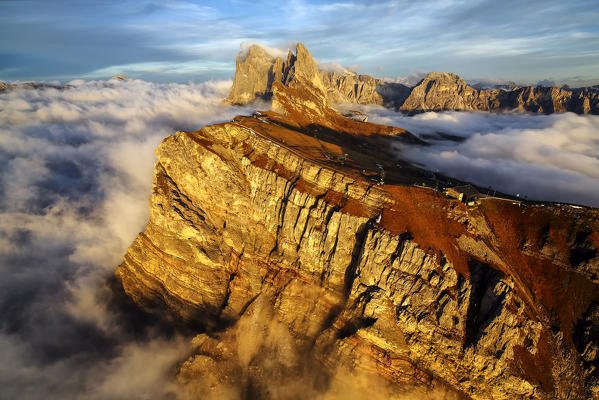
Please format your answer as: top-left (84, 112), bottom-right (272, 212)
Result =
top-left (114, 43), bottom-right (599, 399)
top-left (228, 43), bottom-right (599, 115)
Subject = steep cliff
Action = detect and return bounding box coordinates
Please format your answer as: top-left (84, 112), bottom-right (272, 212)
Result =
top-left (117, 69), bottom-right (599, 398)
top-left (401, 72), bottom-right (599, 115)
top-left (227, 42), bottom-right (599, 115)
top-left (227, 43), bottom-right (410, 108)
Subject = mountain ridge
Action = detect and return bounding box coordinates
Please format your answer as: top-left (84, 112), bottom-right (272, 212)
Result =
top-left (115, 42), bottom-right (599, 399)
top-left (228, 43), bottom-right (599, 115)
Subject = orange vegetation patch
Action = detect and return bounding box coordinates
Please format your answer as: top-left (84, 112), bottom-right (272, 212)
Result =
top-left (512, 331), bottom-right (555, 393)
top-left (269, 81), bottom-right (413, 139)
top-left (477, 200), bottom-right (599, 340)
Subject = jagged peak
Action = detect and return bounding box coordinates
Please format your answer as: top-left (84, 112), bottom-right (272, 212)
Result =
top-left (417, 72), bottom-right (468, 86)
top-left (238, 42), bottom-right (285, 62)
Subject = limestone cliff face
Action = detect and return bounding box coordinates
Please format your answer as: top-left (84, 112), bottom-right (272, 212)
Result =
top-left (399, 72), bottom-right (501, 113)
top-left (319, 70), bottom-right (411, 107)
top-left (117, 105), bottom-right (599, 399)
top-left (227, 45), bottom-right (279, 104)
top-left (227, 43), bottom-right (410, 107)
top-left (227, 43), bottom-right (599, 115)
top-left (401, 72), bottom-right (599, 114)
top-left (227, 43), bottom-right (327, 105)
top-left (116, 42), bottom-right (599, 399)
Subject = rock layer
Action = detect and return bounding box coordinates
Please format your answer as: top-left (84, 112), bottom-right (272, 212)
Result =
top-left (117, 107), bottom-right (599, 399)
top-left (116, 41), bottom-right (599, 399)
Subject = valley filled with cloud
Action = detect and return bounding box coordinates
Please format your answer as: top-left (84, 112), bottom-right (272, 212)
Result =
top-left (0, 79), bottom-right (255, 399)
top-left (361, 106), bottom-right (599, 207)
top-left (1, 81), bottom-right (598, 399)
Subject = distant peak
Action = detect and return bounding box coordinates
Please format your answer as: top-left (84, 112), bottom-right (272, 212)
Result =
top-left (421, 72), bottom-right (465, 83)
top-left (110, 74), bottom-right (128, 81)
top-left (238, 42), bottom-right (289, 62)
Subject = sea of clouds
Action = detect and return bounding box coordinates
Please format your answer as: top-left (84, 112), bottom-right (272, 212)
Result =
top-left (0, 79), bottom-right (257, 399)
top-left (1, 80), bottom-right (598, 399)
top-left (353, 105), bottom-right (599, 207)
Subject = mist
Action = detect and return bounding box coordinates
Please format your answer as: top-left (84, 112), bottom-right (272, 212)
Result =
top-left (0, 78), bottom-right (256, 399)
top-left (352, 106), bottom-right (599, 207)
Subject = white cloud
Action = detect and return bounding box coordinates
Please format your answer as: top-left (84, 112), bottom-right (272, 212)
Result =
top-left (355, 106), bottom-right (599, 207)
top-left (239, 41), bottom-right (293, 61)
top-left (317, 60), bottom-right (353, 74)
top-left (0, 78), bottom-right (256, 399)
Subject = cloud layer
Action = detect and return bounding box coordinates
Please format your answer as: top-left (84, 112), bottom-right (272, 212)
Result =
top-left (356, 106), bottom-right (599, 207)
top-left (1, 79), bottom-right (598, 399)
top-left (0, 79), bottom-right (255, 399)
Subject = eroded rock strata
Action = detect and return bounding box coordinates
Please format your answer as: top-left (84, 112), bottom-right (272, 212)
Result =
top-left (117, 107), bottom-right (599, 399)
top-left (116, 42), bottom-right (599, 399)
top-left (227, 43), bottom-right (599, 115)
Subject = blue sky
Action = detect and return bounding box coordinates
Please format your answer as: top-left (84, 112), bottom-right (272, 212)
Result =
top-left (1, 0), bottom-right (598, 86)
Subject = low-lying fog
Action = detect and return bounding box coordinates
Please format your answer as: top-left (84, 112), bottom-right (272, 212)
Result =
top-left (1, 80), bottom-right (597, 399)
top-left (352, 105), bottom-right (599, 207)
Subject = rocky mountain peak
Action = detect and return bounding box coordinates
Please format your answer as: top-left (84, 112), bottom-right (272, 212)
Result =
top-left (227, 42), bottom-right (598, 114)
top-left (117, 40), bottom-right (599, 400)
top-left (227, 42), bottom-right (327, 105)
top-left (243, 43), bottom-right (274, 62)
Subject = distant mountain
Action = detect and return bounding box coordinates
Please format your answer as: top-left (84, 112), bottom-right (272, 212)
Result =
top-left (0, 81), bottom-right (70, 91)
top-left (228, 43), bottom-right (599, 115)
top-left (117, 42), bottom-right (599, 400)
top-left (227, 43), bottom-right (410, 108)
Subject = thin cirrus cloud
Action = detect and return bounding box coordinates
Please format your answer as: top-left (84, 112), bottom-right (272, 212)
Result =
top-left (0, 78), bottom-right (258, 399)
top-left (1, 0), bottom-right (598, 85)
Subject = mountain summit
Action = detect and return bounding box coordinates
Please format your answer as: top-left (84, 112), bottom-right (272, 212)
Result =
top-left (228, 42), bottom-right (599, 115)
top-left (115, 42), bottom-right (599, 399)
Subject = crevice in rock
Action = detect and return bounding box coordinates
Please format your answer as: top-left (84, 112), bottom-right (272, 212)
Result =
top-left (219, 272), bottom-right (238, 315)
top-left (570, 231), bottom-right (597, 268)
top-left (390, 231), bottom-right (412, 266)
top-left (463, 259), bottom-right (506, 349)
top-left (337, 316), bottom-right (378, 339)
top-left (343, 219), bottom-right (375, 297)
top-left (269, 174), bottom-right (300, 258)
top-left (296, 192), bottom-right (326, 252)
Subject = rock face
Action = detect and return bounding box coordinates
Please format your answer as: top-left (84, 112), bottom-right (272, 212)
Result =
top-left (227, 43), bottom-right (410, 108)
top-left (399, 72), bottom-right (501, 113)
top-left (400, 72), bottom-right (599, 114)
top-left (227, 43), bottom-right (599, 115)
top-left (117, 59), bottom-right (599, 398)
top-left (319, 70), bottom-right (411, 107)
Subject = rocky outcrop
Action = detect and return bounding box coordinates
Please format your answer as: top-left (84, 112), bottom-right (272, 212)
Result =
top-left (227, 43), bottom-right (410, 107)
top-left (399, 72), bottom-right (501, 113)
top-left (0, 81), bottom-right (70, 92)
top-left (117, 91), bottom-right (599, 399)
top-left (319, 70), bottom-right (411, 107)
top-left (227, 43), bottom-right (327, 104)
top-left (227, 43), bottom-right (599, 115)
top-left (116, 41), bottom-right (599, 399)
top-left (401, 73), bottom-right (599, 114)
